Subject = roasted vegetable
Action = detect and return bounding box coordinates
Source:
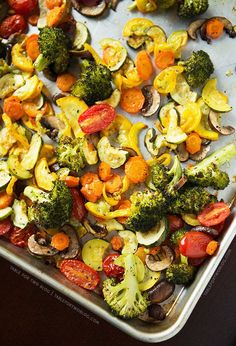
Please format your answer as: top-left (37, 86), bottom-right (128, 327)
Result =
top-left (72, 59), bottom-right (113, 105)
top-left (166, 263), bottom-right (196, 285)
top-left (103, 254), bottom-right (149, 319)
top-left (170, 229), bottom-right (188, 246)
top-left (177, 0), bottom-right (209, 18)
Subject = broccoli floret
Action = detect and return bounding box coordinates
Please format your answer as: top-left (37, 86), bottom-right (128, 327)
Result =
top-left (25, 181), bottom-right (73, 229)
top-left (0, 59), bottom-right (11, 77)
top-left (185, 143), bottom-right (236, 190)
top-left (170, 229), bottom-right (188, 246)
top-left (103, 254), bottom-right (149, 319)
top-left (72, 59), bottom-right (113, 106)
top-left (125, 189), bottom-right (167, 232)
top-left (56, 136), bottom-right (86, 175)
top-left (179, 51), bottom-right (214, 88)
top-left (169, 186), bottom-right (217, 215)
top-left (166, 263), bottom-right (196, 285)
top-left (150, 156), bottom-right (183, 198)
top-left (177, 0), bottom-right (209, 18)
top-left (34, 27), bottom-right (70, 74)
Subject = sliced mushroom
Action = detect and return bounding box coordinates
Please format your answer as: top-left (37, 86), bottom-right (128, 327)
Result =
top-left (201, 138), bottom-right (211, 146)
top-left (83, 220), bottom-right (108, 238)
top-left (121, 147), bottom-right (138, 157)
top-left (60, 225), bottom-right (80, 259)
top-left (191, 226), bottom-right (219, 238)
top-left (147, 280), bottom-right (175, 303)
top-left (145, 246), bottom-right (174, 272)
top-left (52, 93), bottom-right (68, 105)
top-left (78, 1), bottom-right (107, 17)
top-left (208, 110), bottom-right (235, 136)
top-left (141, 85), bottom-right (161, 117)
top-left (41, 116), bottom-right (65, 131)
top-left (28, 234), bottom-right (58, 257)
top-left (139, 304), bottom-right (166, 322)
top-left (200, 21), bottom-right (211, 43)
top-left (110, 0), bottom-right (120, 10)
top-left (190, 144), bottom-right (211, 162)
top-left (176, 142), bottom-right (189, 162)
top-left (187, 19), bottom-right (207, 40)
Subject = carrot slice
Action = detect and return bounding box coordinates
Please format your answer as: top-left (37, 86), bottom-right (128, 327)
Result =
top-left (136, 50), bottom-right (153, 81)
top-left (120, 87), bottom-right (145, 114)
top-left (63, 176), bottom-right (80, 188)
top-left (56, 73), bottom-right (77, 92)
top-left (125, 156), bottom-right (149, 184)
top-left (206, 19), bottom-right (224, 39)
top-left (46, 0), bottom-right (62, 9)
top-left (0, 192), bottom-right (14, 209)
top-left (81, 180), bottom-right (103, 203)
top-left (51, 232), bottom-right (70, 251)
top-left (186, 132), bottom-right (202, 155)
top-left (110, 236), bottom-right (124, 251)
top-left (98, 162), bottom-right (113, 182)
top-left (80, 172), bottom-right (100, 186)
top-left (154, 50), bottom-right (175, 70)
top-left (26, 34), bottom-right (40, 62)
top-left (3, 96), bottom-right (24, 121)
top-left (105, 174), bottom-right (122, 194)
top-left (206, 240), bottom-right (219, 256)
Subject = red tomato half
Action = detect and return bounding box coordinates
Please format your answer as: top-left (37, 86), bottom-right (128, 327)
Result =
top-left (103, 254), bottom-right (124, 279)
top-left (167, 215), bottom-right (184, 232)
top-left (0, 218), bottom-right (13, 236)
top-left (198, 202), bottom-right (230, 227)
top-left (0, 14), bottom-right (27, 39)
top-left (78, 104), bottom-right (116, 134)
top-left (70, 188), bottom-right (87, 222)
top-left (60, 259), bottom-right (100, 290)
top-left (10, 225), bottom-right (35, 248)
top-left (179, 231), bottom-right (212, 258)
top-left (8, 0), bottom-right (38, 16)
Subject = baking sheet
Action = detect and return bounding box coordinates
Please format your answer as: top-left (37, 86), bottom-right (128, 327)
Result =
top-left (1, 0), bottom-right (236, 342)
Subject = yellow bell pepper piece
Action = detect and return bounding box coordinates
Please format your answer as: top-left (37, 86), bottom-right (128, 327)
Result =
top-left (146, 153), bottom-right (172, 166)
top-left (35, 158), bottom-right (57, 191)
top-left (84, 43), bottom-right (105, 65)
top-left (2, 114), bottom-right (30, 149)
top-left (12, 44), bottom-right (34, 73)
top-left (6, 176), bottom-right (18, 196)
top-left (30, 80), bottom-right (44, 100)
top-left (113, 72), bottom-right (123, 90)
top-left (121, 175), bottom-right (131, 194)
top-left (39, 144), bottom-right (55, 162)
top-left (153, 66), bottom-right (184, 94)
top-left (127, 122), bottom-right (148, 156)
top-left (57, 112), bottom-right (73, 138)
top-left (180, 102), bottom-right (202, 133)
top-left (195, 113), bottom-right (219, 141)
top-left (102, 185), bottom-right (120, 207)
top-left (85, 202), bottom-right (130, 220)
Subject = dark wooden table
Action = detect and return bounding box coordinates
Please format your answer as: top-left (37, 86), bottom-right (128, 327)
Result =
top-left (0, 238), bottom-right (236, 346)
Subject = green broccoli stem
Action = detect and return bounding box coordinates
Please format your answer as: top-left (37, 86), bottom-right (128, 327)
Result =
top-left (189, 143), bottom-right (236, 175)
top-left (34, 54), bottom-right (50, 72)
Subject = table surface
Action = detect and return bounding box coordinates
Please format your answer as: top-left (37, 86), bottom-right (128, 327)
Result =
top-left (0, 238), bottom-right (236, 346)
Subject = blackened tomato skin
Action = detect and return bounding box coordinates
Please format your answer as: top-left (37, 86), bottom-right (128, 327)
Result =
top-left (9, 225), bottom-right (35, 248)
top-left (0, 14), bottom-right (27, 39)
top-left (0, 218), bottom-right (13, 236)
top-left (179, 231), bottom-right (212, 259)
top-left (60, 259), bottom-right (100, 290)
top-left (103, 254), bottom-right (124, 279)
top-left (8, 0), bottom-right (38, 16)
top-left (198, 202), bottom-right (230, 227)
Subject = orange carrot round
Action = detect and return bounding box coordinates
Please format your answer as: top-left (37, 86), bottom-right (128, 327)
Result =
top-left (125, 156), bottom-right (149, 184)
top-left (0, 192), bottom-right (14, 209)
top-left (154, 50), bottom-right (175, 70)
top-left (51, 232), bottom-right (70, 251)
top-left (46, 0), bottom-right (62, 9)
top-left (56, 73), bottom-right (77, 92)
top-left (26, 34), bottom-right (40, 61)
top-left (186, 132), bottom-right (202, 155)
top-left (63, 176), bottom-right (80, 188)
top-left (105, 174), bottom-right (122, 194)
top-left (206, 240), bottom-right (219, 256)
top-left (81, 180), bottom-right (103, 203)
top-left (80, 172), bottom-right (100, 186)
top-left (98, 162), bottom-right (113, 182)
top-left (206, 19), bottom-right (224, 39)
top-left (3, 96), bottom-right (24, 121)
top-left (136, 50), bottom-right (153, 81)
top-left (120, 87), bottom-right (145, 114)
top-left (110, 235), bottom-right (124, 251)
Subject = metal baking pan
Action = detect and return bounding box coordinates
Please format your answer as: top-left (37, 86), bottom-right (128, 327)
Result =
top-left (0, 0), bottom-right (236, 342)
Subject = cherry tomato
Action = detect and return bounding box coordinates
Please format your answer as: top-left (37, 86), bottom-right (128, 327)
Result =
top-left (0, 14), bottom-right (27, 39)
top-left (70, 188), bottom-right (87, 222)
top-left (8, 0), bottom-right (38, 16)
top-left (213, 220), bottom-right (225, 234)
top-left (78, 104), bottom-right (116, 134)
top-left (10, 224), bottom-right (35, 248)
top-left (60, 259), bottom-right (100, 290)
top-left (198, 202), bottom-right (230, 227)
top-left (103, 254), bottom-right (124, 279)
top-left (0, 218), bottom-right (13, 236)
top-left (167, 215), bottom-right (184, 232)
top-left (180, 231), bottom-right (212, 258)
top-left (188, 257), bottom-right (206, 267)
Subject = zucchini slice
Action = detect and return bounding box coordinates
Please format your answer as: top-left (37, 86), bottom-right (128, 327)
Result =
top-left (100, 38), bottom-right (127, 71)
top-left (11, 199), bottom-right (28, 229)
top-left (119, 230), bottom-right (138, 254)
top-left (0, 207), bottom-right (13, 221)
top-left (23, 186), bottom-right (48, 203)
top-left (114, 254), bottom-right (145, 282)
top-left (159, 101), bottom-right (175, 128)
top-left (96, 89), bottom-right (121, 108)
top-left (202, 79), bottom-right (232, 113)
top-left (0, 73), bottom-right (25, 99)
top-left (82, 139), bottom-right (98, 165)
top-left (7, 154), bottom-right (32, 180)
top-left (0, 161), bottom-right (11, 190)
top-left (97, 137), bottom-right (128, 169)
top-left (166, 109), bottom-right (187, 144)
top-left (136, 218), bottom-right (169, 246)
top-left (127, 35), bottom-right (145, 50)
top-left (170, 74), bottom-right (197, 106)
top-left (21, 133), bottom-right (43, 171)
top-left (34, 158), bottom-right (56, 191)
top-left (73, 22), bottom-right (90, 50)
top-left (144, 128), bottom-right (159, 156)
top-left (138, 267), bottom-right (161, 292)
top-left (82, 239), bottom-right (109, 271)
